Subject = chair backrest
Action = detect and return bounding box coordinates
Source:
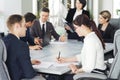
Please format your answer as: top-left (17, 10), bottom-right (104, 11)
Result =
top-left (118, 72), bottom-right (120, 80)
top-left (108, 29), bottom-right (120, 79)
top-left (109, 18), bottom-right (120, 29)
top-left (0, 32), bottom-right (4, 38)
top-left (0, 39), bottom-right (11, 80)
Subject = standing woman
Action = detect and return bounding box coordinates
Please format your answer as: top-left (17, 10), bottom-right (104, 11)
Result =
top-left (98, 10), bottom-right (118, 43)
top-left (65, 0), bottom-right (90, 40)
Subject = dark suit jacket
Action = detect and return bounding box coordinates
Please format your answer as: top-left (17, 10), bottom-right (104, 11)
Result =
top-left (30, 19), bottom-right (60, 40)
top-left (65, 8), bottom-right (90, 40)
top-left (98, 23), bottom-right (118, 43)
top-left (66, 8), bottom-right (90, 23)
top-left (2, 34), bottom-right (36, 80)
top-left (20, 28), bottom-right (35, 45)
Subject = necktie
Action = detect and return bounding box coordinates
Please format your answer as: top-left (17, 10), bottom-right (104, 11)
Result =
top-left (42, 24), bottom-right (45, 38)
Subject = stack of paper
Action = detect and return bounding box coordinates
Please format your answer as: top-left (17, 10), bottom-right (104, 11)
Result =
top-left (33, 61), bottom-right (79, 69)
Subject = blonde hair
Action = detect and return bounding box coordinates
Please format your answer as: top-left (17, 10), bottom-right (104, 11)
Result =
top-left (99, 10), bottom-right (111, 22)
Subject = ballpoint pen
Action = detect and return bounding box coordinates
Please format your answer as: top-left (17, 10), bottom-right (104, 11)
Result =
top-left (58, 51), bottom-right (61, 59)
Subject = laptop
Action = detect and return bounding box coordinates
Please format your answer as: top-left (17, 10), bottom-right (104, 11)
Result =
top-left (41, 34), bottom-right (50, 47)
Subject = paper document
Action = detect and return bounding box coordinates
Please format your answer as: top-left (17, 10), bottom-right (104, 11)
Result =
top-left (50, 41), bottom-right (67, 44)
top-left (33, 61), bottom-right (79, 69)
top-left (33, 62), bottom-right (54, 69)
top-left (53, 62), bottom-right (79, 67)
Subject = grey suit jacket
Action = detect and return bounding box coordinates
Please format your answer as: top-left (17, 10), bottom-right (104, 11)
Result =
top-left (0, 39), bottom-right (11, 80)
top-left (30, 19), bottom-right (60, 40)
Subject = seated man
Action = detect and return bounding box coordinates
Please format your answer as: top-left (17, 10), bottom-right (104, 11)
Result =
top-left (20, 12), bottom-right (42, 50)
top-left (30, 7), bottom-right (66, 45)
top-left (2, 14), bottom-right (41, 80)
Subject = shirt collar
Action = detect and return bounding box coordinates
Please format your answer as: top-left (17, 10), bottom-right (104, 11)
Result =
top-left (84, 32), bottom-right (95, 41)
top-left (39, 19), bottom-right (46, 25)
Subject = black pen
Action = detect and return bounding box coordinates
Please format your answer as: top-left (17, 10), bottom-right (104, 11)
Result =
top-left (58, 51), bottom-right (61, 59)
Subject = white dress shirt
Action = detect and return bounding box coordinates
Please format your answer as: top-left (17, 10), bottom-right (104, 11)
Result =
top-left (76, 32), bottom-right (106, 73)
top-left (73, 10), bottom-right (82, 20)
top-left (39, 19), bottom-right (46, 32)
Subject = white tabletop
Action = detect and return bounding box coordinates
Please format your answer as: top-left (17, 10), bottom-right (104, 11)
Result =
top-left (30, 40), bottom-right (113, 75)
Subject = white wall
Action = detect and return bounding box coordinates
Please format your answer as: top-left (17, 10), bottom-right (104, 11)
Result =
top-left (93, 0), bottom-right (99, 25)
top-left (5, 0), bottom-right (22, 15)
top-left (0, 0), bottom-right (33, 34)
top-left (99, 0), bottom-right (113, 17)
top-left (0, 0), bottom-right (22, 34)
top-left (92, 0), bottom-right (113, 25)
top-left (113, 0), bottom-right (120, 18)
top-left (22, 0), bottom-right (33, 15)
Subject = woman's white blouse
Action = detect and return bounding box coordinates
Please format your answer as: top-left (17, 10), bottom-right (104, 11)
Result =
top-left (73, 10), bottom-right (82, 20)
top-left (76, 32), bottom-right (106, 72)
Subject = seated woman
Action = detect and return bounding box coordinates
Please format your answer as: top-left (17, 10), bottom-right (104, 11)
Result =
top-left (47, 14), bottom-right (106, 80)
top-left (98, 10), bottom-right (119, 43)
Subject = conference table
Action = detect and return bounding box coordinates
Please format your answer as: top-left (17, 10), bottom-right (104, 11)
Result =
top-left (30, 40), bottom-right (113, 75)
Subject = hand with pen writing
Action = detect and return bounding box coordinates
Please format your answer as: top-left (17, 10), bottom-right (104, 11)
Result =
top-left (56, 52), bottom-right (70, 63)
top-left (56, 51), bottom-right (67, 63)
top-left (57, 57), bottom-right (68, 63)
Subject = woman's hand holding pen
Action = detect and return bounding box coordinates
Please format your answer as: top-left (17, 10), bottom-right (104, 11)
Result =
top-left (56, 51), bottom-right (68, 63)
top-left (57, 57), bottom-right (68, 63)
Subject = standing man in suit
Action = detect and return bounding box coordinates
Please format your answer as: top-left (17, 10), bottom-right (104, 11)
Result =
top-left (65, 0), bottom-right (90, 40)
top-left (30, 7), bottom-right (65, 43)
top-left (20, 12), bottom-right (42, 50)
top-left (2, 14), bottom-right (41, 80)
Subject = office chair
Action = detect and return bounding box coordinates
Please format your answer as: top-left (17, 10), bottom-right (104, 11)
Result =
top-left (0, 39), bottom-right (11, 80)
top-left (73, 29), bottom-right (120, 80)
top-left (0, 32), bottom-right (5, 38)
top-left (109, 18), bottom-right (120, 29)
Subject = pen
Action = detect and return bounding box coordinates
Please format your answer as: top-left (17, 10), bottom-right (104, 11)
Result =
top-left (58, 51), bottom-right (61, 59)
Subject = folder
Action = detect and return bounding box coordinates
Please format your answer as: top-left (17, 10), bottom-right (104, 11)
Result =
top-left (62, 18), bottom-right (75, 33)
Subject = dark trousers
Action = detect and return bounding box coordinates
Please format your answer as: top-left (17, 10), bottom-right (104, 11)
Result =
top-left (46, 74), bottom-right (74, 80)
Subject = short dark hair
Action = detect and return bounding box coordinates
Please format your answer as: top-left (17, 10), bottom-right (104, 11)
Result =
top-left (79, 0), bottom-right (86, 9)
top-left (41, 7), bottom-right (49, 13)
top-left (24, 12), bottom-right (36, 22)
top-left (7, 14), bottom-right (23, 30)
